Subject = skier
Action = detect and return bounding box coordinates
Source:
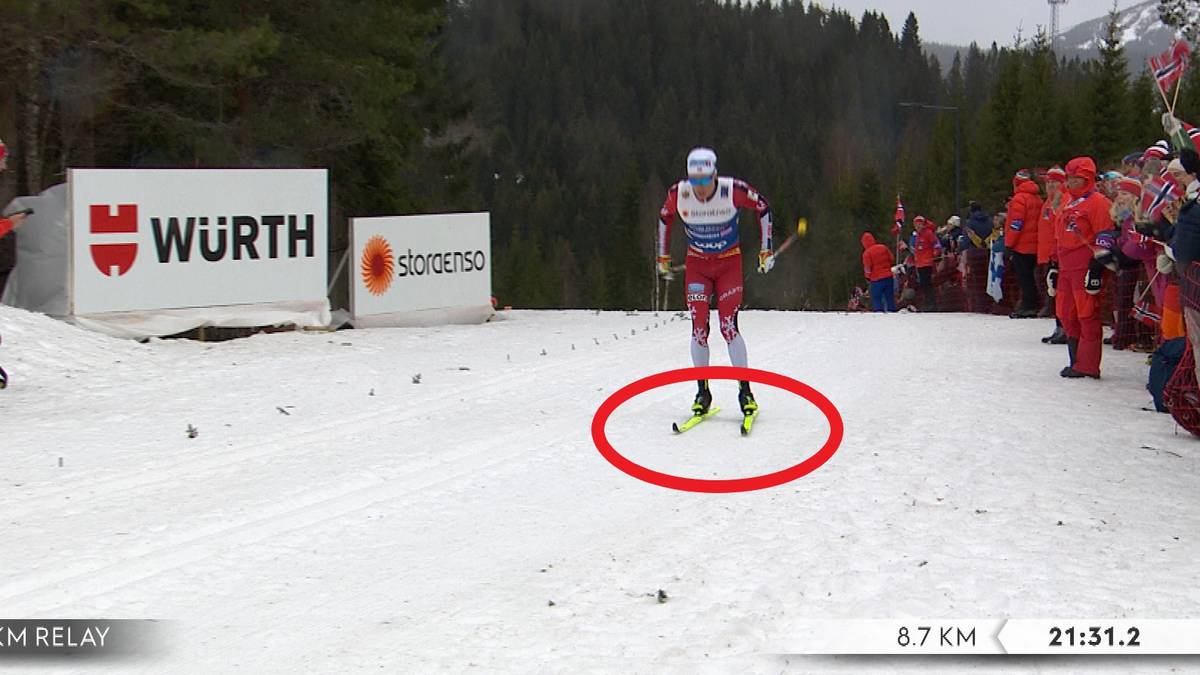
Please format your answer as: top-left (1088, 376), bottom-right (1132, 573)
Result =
top-left (656, 147), bottom-right (774, 432)
top-left (0, 137), bottom-right (29, 389)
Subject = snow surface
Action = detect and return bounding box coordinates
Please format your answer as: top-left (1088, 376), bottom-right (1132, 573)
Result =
top-left (2, 305), bottom-right (1200, 673)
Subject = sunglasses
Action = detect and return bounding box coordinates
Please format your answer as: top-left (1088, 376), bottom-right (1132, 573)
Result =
top-left (688, 174), bottom-right (714, 187)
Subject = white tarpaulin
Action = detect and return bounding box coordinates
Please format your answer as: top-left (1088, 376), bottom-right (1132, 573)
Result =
top-left (1, 183), bottom-right (70, 316)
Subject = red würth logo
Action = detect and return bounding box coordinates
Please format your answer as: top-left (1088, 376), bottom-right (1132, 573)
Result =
top-left (90, 204), bottom-right (138, 276)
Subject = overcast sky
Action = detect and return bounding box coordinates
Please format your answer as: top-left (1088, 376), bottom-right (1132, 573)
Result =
top-left (822, 0), bottom-right (1145, 46)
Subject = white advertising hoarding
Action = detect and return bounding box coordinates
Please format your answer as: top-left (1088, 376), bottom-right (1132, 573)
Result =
top-left (70, 169), bottom-right (328, 316)
top-left (350, 212), bottom-right (493, 327)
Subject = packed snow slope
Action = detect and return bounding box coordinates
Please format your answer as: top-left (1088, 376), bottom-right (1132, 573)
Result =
top-left (1, 305), bottom-right (1199, 674)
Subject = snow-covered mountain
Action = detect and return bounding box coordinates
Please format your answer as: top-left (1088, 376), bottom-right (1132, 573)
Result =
top-left (1056, 0), bottom-right (1180, 68)
top-left (924, 2), bottom-right (1177, 74)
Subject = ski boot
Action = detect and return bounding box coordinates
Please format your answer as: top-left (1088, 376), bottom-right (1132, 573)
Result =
top-left (692, 380), bottom-right (712, 416)
top-left (0, 365), bottom-right (6, 390)
top-left (738, 381), bottom-right (758, 435)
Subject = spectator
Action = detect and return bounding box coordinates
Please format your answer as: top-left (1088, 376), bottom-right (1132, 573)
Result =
top-left (1141, 140), bottom-right (1172, 180)
top-left (1099, 170), bottom-right (1123, 199)
top-left (1168, 157), bottom-right (1190, 187)
top-left (1038, 167), bottom-right (1067, 339)
top-left (938, 214), bottom-right (962, 252)
top-left (1109, 177), bottom-right (1150, 350)
top-left (1006, 169), bottom-right (1044, 318)
top-left (1055, 156), bottom-right (1113, 379)
top-left (1171, 149), bottom-right (1200, 374)
top-left (912, 215), bottom-right (941, 311)
top-left (963, 202), bottom-right (991, 249)
top-left (861, 232), bottom-right (896, 312)
top-left (989, 208), bottom-right (1007, 246)
top-left (1122, 151), bottom-right (1144, 178)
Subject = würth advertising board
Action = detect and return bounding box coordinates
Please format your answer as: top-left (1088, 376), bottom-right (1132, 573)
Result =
top-left (69, 169), bottom-right (328, 316)
top-left (351, 212), bottom-right (493, 327)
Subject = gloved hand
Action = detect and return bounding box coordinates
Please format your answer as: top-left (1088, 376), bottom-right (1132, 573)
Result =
top-left (890, 264), bottom-right (904, 275)
top-left (1085, 259), bottom-right (1104, 295)
top-left (1094, 247), bottom-right (1118, 272)
top-left (1134, 221), bottom-right (1160, 239)
top-left (1046, 263), bottom-right (1059, 297)
top-left (1165, 244), bottom-right (1177, 261)
top-left (1157, 253), bottom-right (1175, 274)
top-left (757, 249), bottom-right (775, 274)
top-left (1164, 112), bottom-right (1183, 139)
top-left (656, 255), bottom-right (673, 278)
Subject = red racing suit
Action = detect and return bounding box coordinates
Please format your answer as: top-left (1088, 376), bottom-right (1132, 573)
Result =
top-left (658, 176), bottom-right (772, 346)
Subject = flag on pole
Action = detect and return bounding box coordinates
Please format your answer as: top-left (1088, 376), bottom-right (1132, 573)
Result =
top-left (1151, 40), bottom-right (1192, 97)
top-left (1181, 121), bottom-right (1200, 154)
top-left (892, 196), bottom-right (905, 236)
top-left (1133, 298), bottom-right (1162, 327)
top-left (1141, 176), bottom-right (1180, 222)
top-left (986, 234), bottom-right (1005, 303)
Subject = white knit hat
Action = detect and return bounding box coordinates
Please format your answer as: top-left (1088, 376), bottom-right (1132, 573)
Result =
top-left (686, 147), bottom-right (717, 177)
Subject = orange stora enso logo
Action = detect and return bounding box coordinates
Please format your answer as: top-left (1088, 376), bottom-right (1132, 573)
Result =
top-left (360, 234), bottom-right (395, 296)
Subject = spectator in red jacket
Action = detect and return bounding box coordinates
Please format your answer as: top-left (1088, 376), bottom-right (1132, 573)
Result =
top-left (1038, 167), bottom-right (1067, 338)
top-left (861, 232), bottom-right (896, 312)
top-left (0, 138), bottom-right (28, 239)
top-left (912, 215), bottom-right (941, 311)
top-left (1055, 156), bottom-right (1113, 378)
top-left (1006, 169), bottom-right (1045, 318)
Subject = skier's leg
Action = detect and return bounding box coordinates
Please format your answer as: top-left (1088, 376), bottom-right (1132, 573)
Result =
top-left (715, 255), bottom-right (756, 415)
top-left (714, 255), bottom-right (747, 368)
top-left (684, 260), bottom-right (714, 368)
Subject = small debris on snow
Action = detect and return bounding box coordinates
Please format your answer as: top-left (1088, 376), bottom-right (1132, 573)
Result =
top-left (656, 589), bottom-right (668, 603)
top-left (547, 600), bottom-right (556, 607)
top-left (975, 509), bottom-right (988, 514)
top-left (276, 406), bottom-right (291, 416)
top-left (412, 374), bottom-right (422, 384)
top-left (540, 349), bottom-right (547, 356)
top-left (459, 366), bottom-right (471, 371)
top-left (1056, 520), bottom-right (1064, 526)
top-left (918, 560), bottom-right (928, 567)
top-left (57, 457), bottom-right (63, 468)
top-left (369, 388), bottom-right (375, 396)
top-left (186, 424), bottom-right (198, 439)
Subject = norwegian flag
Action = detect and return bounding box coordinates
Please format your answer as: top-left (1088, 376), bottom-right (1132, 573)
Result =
top-left (1182, 121), bottom-right (1200, 153)
top-left (1141, 176), bottom-right (1180, 222)
top-left (892, 197), bottom-right (905, 236)
top-left (1151, 40), bottom-right (1191, 96)
top-left (1133, 298), bottom-right (1162, 327)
